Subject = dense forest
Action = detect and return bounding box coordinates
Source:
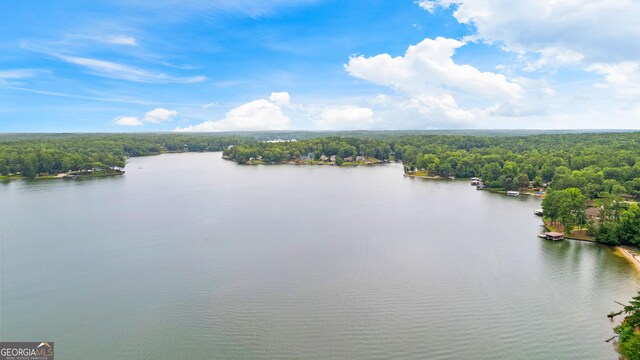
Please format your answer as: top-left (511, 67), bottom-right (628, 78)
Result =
top-left (4, 132), bottom-right (640, 199)
top-left (0, 133), bottom-right (258, 178)
top-left (616, 291), bottom-right (640, 360)
top-left (223, 132), bottom-right (640, 197)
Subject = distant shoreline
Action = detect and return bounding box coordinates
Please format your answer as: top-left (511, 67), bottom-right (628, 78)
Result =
top-left (0, 169), bottom-right (124, 181)
top-left (403, 172), bottom-right (450, 180)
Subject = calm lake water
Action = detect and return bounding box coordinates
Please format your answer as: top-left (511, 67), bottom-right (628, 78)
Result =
top-left (1, 152), bottom-right (639, 359)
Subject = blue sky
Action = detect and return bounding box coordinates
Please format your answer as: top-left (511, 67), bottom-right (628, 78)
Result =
top-left (1, 0), bottom-right (639, 132)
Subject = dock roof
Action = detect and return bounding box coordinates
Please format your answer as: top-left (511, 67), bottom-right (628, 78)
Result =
top-left (544, 232), bottom-right (564, 237)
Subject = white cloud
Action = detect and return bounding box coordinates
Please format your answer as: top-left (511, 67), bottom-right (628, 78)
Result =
top-left (142, 108), bottom-right (178, 123)
top-left (344, 37), bottom-right (530, 125)
top-left (401, 0), bottom-right (640, 129)
top-left (114, 107), bottom-right (178, 127)
top-left (524, 48), bottom-right (584, 71)
top-left (407, 94), bottom-right (475, 123)
top-left (268, 91), bottom-right (291, 106)
top-left (53, 54), bottom-right (205, 83)
top-left (176, 93), bottom-right (375, 132)
top-left (423, 0), bottom-right (640, 65)
top-left (0, 69), bottom-right (48, 86)
top-left (114, 116), bottom-right (143, 126)
top-left (102, 35), bottom-right (137, 46)
top-left (346, 37), bottom-right (522, 100)
top-left (64, 33), bottom-right (139, 46)
top-left (175, 92), bottom-right (291, 132)
top-left (315, 106), bottom-right (375, 130)
top-left (0, 69), bottom-right (40, 79)
top-left (587, 62), bottom-right (640, 87)
top-left (587, 62), bottom-right (640, 100)
top-left (415, 0), bottom-right (437, 13)
top-left (3, 85), bottom-right (199, 106)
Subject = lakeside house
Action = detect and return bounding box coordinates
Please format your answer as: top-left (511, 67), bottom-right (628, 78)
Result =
top-left (585, 207), bottom-right (601, 220)
top-left (320, 154), bottom-right (329, 161)
top-left (330, 155), bottom-right (336, 162)
top-left (344, 156), bottom-right (353, 162)
top-left (356, 155), bottom-right (366, 162)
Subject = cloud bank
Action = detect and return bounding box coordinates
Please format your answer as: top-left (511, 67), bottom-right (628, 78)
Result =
top-left (421, 0), bottom-right (640, 65)
top-left (175, 92), bottom-right (291, 132)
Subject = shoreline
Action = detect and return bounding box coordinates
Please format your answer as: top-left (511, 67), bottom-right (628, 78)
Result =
top-left (238, 158), bottom-right (388, 167)
top-left (615, 246), bottom-right (640, 274)
top-left (0, 170), bottom-right (124, 181)
top-left (403, 172), bottom-right (546, 197)
top-left (403, 173), bottom-right (452, 180)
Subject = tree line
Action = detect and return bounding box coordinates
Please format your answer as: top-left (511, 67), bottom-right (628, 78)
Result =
top-left (616, 290), bottom-right (640, 360)
top-left (224, 132), bottom-right (640, 198)
top-left (0, 133), bottom-right (257, 178)
top-left (6, 132), bottom-right (640, 199)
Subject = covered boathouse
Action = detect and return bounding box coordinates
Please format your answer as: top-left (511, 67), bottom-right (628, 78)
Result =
top-left (540, 232), bottom-right (564, 241)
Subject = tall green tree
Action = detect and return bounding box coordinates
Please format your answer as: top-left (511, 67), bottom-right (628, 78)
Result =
top-left (618, 204), bottom-right (640, 246)
top-left (542, 188), bottom-right (586, 233)
top-left (615, 291), bottom-right (640, 360)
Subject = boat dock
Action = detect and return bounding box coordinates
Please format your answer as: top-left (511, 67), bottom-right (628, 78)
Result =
top-left (538, 232), bottom-right (564, 241)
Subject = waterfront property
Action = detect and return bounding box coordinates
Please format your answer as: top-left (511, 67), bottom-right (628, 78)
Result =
top-left (585, 207), bottom-right (601, 220)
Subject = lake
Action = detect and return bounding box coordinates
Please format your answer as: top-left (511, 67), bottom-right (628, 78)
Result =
top-left (1, 152), bottom-right (639, 359)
